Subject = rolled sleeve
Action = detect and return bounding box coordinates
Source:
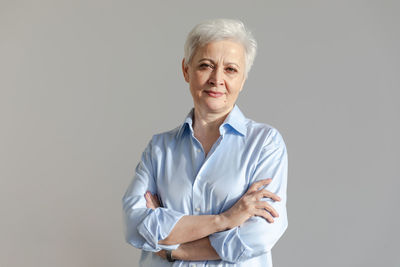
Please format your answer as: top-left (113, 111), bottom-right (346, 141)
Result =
top-left (209, 227), bottom-right (249, 263)
top-left (210, 208), bottom-right (288, 262)
top-left (210, 128), bottom-right (288, 263)
top-left (137, 207), bottom-right (185, 251)
top-left (122, 138), bottom-right (185, 252)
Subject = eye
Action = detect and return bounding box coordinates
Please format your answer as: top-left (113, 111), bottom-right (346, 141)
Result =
top-left (226, 67), bottom-right (238, 73)
top-left (199, 63), bottom-right (213, 69)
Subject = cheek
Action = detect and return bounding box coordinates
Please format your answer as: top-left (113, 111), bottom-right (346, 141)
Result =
top-left (191, 76), bottom-right (207, 89)
top-left (227, 80), bottom-right (243, 94)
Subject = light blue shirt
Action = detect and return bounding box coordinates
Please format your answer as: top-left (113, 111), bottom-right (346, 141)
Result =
top-left (122, 105), bottom-right (288, 267)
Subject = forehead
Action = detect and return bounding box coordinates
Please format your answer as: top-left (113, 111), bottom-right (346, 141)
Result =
top-left (193, 40), bottom-right (245, 64)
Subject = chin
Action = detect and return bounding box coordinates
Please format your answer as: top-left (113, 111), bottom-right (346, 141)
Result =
top-left (203, 101), bottom-right (231, 114)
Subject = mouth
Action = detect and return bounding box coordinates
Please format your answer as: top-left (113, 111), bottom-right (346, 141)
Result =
top-left (205, 90), bottom-right (224, 98)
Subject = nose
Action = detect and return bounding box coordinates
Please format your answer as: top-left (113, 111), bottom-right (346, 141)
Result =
top-left (208, 67), bottom-right (224, 87)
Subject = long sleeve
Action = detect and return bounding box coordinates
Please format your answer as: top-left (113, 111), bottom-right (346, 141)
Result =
top-left (122, 139), bottom-right (185, 252)
top-left (209, 128), bottom-right (288, 263)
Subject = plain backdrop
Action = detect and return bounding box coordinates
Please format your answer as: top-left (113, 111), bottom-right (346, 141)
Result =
top-left (1, 1), bottom-right (399, 266)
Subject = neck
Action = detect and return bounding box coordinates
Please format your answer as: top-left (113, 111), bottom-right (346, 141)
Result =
top-left (192, 105), bottom-right (233, 137)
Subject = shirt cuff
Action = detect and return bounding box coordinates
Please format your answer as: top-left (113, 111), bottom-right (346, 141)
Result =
top-left (209, 227), bottom-right (250, 263)
top-left (137, 207), bottom-right (185, 251)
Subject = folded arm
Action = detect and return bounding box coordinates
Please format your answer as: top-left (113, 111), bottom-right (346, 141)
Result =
top-left (124, 129), bottom-right (288, 263)
top-left (147, 176), bottom-right (283, 262)
top-left (154, 129), bottom-right (289, 263)
top-left (122, 140), bottom-right (186, 252)
top-left (122, 139), bottom-right (275, 253)
top-left (155, 178), bottom-right (279, 246)
top-left (209, 129), bottom-right (288, 263)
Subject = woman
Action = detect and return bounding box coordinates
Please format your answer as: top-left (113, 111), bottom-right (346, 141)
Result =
top-left (122, 19), bottom-right (288, 266)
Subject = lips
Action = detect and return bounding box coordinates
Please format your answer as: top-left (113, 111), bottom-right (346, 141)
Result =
top-left (205, 90), bottom-right (224, 98)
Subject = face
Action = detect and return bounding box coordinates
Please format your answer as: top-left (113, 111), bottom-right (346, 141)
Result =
top-left (182, 40), bottom-right (246, 116)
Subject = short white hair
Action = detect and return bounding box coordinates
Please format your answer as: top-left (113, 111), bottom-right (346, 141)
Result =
top-left (184, 18), bottom-right (257, 77)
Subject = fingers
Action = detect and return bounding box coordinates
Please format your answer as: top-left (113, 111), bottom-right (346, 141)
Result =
top-left (152, 194), bottom-right (161, 207)
top-left (255, 201), bottom-right (279, 218)
top-left (257, 189), bottom-right (281, 202)
top-left (145, 192), bottom-right (154, 209)
top-left (254, 208), bottom-right (275, 223)
top-left (248, 178), bottom-right (272, 192)
top-left (145, 191), bottom-right (161, 209)
top-left (155, 250), bottom-right (166, 259)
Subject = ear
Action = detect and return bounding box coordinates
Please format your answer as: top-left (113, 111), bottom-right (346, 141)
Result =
top-left (182, 59), bottom-right (190, 83)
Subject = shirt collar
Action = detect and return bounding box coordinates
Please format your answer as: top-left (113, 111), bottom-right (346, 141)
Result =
top-left (177, 104), bottom-right (247, 138)
top-left (221, 105), bottom-right (247, 136)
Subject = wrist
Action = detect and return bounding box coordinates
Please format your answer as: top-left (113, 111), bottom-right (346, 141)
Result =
top-left (215, 214), bottom-right (231, 231)
top-left (166, 249), bottom-right (175, 262)
top-left (171, 245), bottom-right (185, 261)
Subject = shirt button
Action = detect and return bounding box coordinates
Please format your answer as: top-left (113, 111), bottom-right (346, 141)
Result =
top-left (195, 207), bottom-right (200, 212)
top-left (197, 149), bottom-right (201, 153)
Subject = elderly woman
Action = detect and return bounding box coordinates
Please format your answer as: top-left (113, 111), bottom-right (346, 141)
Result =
top-left (122, 19), bottom-right (288, 266)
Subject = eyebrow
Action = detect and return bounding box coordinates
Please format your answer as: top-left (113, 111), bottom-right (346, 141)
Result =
top-left (198, 58), bottom-right (241, 69)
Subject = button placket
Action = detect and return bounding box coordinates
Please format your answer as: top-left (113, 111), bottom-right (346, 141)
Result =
top-left (192, 173), bottom-right (202, 215)
top-left (191, 133), bottom-right (224, 215)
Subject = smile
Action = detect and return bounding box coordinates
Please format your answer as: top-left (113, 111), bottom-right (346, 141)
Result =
top-left (205, 90), bottom-right (224, 98)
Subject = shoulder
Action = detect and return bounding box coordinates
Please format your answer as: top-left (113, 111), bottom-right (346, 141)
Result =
top-left (245, 118), bottom-right (286, 149)
top-left (147, 125), bottom-right (182, 151)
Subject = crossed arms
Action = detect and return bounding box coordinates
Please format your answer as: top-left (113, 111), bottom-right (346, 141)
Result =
top-left (145, 178), bottom-right (281, 261)
top-left (122, 132), bottom-right (288, 263)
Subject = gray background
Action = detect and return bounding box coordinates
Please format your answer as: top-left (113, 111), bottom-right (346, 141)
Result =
top-left (1, 0), bottom-right (399, 266)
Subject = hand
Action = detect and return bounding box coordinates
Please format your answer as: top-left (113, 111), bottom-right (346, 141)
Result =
top-left (145, 191), bottom-right (161, 210)
top-left (220, 178), bottom-right (281, 228)
top-left (155, 249), bottom-right (167, 259)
